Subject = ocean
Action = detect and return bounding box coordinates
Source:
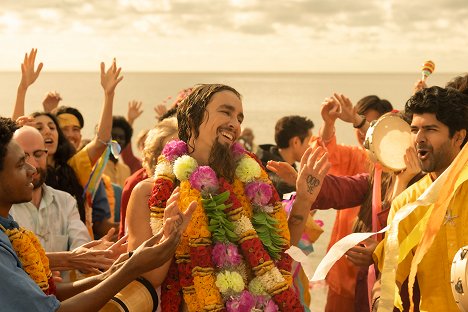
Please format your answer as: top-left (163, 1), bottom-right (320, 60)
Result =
top-left (0, 72), bottom-right (456, 152)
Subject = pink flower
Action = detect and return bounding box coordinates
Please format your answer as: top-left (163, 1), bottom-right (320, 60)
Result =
top-left (189, 166), bottom-right (219, 194)
top-left (226, 291), bottom-right (255, 312)
top-left (231, 142), bottom-right (246, 159)
top-left (244, 181), bottom-right (272, 206)
top-left (162, 140), bottom-right (188, 161)
top-left (212, 242), bottom-right (242, 268)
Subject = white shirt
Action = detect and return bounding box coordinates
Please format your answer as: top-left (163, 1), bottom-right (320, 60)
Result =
top-left (10, 184), bottom-right (91, 252)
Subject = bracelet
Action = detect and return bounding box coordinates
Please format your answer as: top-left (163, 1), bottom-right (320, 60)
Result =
top-left (353, 115), bottom-right (367, 129)
top-left (97, 137), bottom-right (111, 146)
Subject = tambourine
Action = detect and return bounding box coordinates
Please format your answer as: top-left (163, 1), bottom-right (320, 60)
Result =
top-left (100, 277), bottom-right (159, 312)
top-left (363, 113), bottom-right (412, 171)
top-left (451, 246), bottom-right (468, 311)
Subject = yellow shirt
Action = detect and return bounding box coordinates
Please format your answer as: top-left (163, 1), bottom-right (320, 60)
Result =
top-left (67, 147), bottom-right (92, 187)
top-left (103, 159), bottom-right (131, 188)
top-left (374, 172), bottom-right (468, 311)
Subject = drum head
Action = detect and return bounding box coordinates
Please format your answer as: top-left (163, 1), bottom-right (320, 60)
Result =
top-left (367, 115), bottom-right (411, 171)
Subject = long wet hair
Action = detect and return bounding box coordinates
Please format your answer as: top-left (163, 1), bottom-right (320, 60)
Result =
top-left (31, 112), bottom-right (86, 221)
top-left (177, 84), bottom-right (241, 152)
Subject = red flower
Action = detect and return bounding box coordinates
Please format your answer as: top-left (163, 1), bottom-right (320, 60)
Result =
top-left (148, 178), bottom-right (174, 208)
top-left (161, 260), bottom-right (182, 312)
top-left (178, 262), bottom-right (194, 287)
top-left (239, 238), bottom-right (271, 268)
top-left (190, 245), bottom-right (213, 268)
top-left (218, 177), bottom-right (241, 213)
top-left (275, 252), bottom-right (293, 272)
top-left (272, 288), bottom-right (304, 311)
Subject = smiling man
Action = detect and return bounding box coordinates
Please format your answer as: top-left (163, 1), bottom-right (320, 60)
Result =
top-left (126, 84), bottom-right (330, 311)
top-left (372, 86), bottom-right (468, 311)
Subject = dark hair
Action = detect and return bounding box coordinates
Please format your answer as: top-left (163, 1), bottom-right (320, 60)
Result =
top-left (30, 112), bottom-right (86, 221)
top-left (0, 117), bottom-right (19, 171)
top-left (274, 116), bottom-right (314, 148)
top-left (177, 84), bottom-right (241, 149)
top-left (55, 106), bottom-right (85, 128)
top-left (405, 86), bottom-right (468, 147)
top-left (112, 116), bottom-right (133, 144)
top-left (355, 95), bottom-right (393, 116)
top-left (446, 74), bottom-right (468, 96)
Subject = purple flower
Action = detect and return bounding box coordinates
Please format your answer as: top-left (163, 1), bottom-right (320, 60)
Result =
top-left (212, 242), bottom-right (242, 268)
top-left (162, 140), bottom-right (188, 161)
top-left (189, 166), bottom-right (219, 193)
top-left (231, 142), bottom-right (246, 159)
top-left (244, 181), bottom-right (272, 206)
top-left (227, 291), bottom-right (256, 312)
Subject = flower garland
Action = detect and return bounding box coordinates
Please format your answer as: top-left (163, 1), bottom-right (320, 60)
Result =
top-left (0, 224), bottom-right (55, 295)
top-left (148, 140), bottom-right (304, 312)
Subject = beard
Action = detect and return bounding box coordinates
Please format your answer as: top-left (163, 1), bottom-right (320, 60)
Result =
top-left (33, 167), bottom-right (47, 189)
top-left (208, 139), bottom-right (236, 182)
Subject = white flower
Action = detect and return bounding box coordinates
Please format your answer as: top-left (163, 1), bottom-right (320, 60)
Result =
top-left (173, 155), bottom-right (198, 181)
top-left (154, 160), bottom-right (174, 178)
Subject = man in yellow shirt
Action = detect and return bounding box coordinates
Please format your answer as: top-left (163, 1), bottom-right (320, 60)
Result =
top-left (373, 86), bottom-right (468, 311)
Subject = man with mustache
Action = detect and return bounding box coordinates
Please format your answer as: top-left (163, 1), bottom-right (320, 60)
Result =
top-left (126, 84), bottom-right (330, 311)
top-left (0, 116), bottom-right (192, 311)
top-left (372, 86), bottom-right (468, 311)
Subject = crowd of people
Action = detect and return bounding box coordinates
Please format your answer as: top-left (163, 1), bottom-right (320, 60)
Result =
top-left (0, 48), bottom-right (467, 312)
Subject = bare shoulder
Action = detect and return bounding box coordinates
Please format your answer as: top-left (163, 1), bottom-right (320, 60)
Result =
top-left (132, 177), bottom-right (154, 196)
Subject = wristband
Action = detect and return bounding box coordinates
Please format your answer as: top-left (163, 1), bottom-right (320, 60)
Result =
top-left (353, 115), bottom-right (367, 129)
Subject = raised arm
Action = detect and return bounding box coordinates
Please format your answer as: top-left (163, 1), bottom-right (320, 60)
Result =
top-left (126, 100), bottom-right (143, 126)
top-left (334, 93), bottom-right (370, 135)
top-left (288, 146), bottom-right (330, 245)
top-left (12, 49), bottom-right (43, 120)
top-left (85, 59), bottom-right (124, 165)
top-left (319, 97), bottom-right (340, 142)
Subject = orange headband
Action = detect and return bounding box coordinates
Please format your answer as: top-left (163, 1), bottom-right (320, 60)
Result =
top-left (57, 113), bottom-right (81, 129)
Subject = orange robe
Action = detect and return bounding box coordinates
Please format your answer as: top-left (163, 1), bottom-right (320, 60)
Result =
top-left (310, 135), bottom-right (370, 312)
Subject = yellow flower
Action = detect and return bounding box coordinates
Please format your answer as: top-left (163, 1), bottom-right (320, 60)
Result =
top-left (235, 157), bottom-right (261, 183)
top-left (173, 155), bottom-right (198, 181)
top-left (215, 271), bottom-right (245, 294)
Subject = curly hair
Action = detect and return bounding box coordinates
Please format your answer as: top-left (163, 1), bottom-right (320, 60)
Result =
top-left (112, 116), bottom-right (133, 146)
top-left (0, 117), bottom-right (19, 171)
top-left (177, 84), bottom-right (241, 150)
top-left (142, 117), bottom-right (178, 176)
top-left (274, 115), bottom-right (314, 148)
top-left (405, 86), bottom-right (468, 147)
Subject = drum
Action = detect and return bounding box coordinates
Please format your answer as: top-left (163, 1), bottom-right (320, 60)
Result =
top-left (451, 246), bottom-right (468, 311)
top-left (100, 277), bottom-right (159, 312)
top-left (363, 113), bottom-right (412, 171)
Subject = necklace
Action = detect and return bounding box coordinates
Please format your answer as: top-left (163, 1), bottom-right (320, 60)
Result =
top-left (149, 140), bottom-right (303, 312)
top-left (0, 224), bottom-right (54, 295)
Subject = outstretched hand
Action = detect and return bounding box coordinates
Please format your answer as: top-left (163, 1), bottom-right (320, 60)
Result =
top-left (127, 100), bottom-right (143, 125)
top-left (295, 146), bottom-right (331, 206)
top-left (320, 97), bottom-right (340, 125)
top-left (154, 103), bottom-right (168, 119)
top-left (20, 48), bottom-right (43, 89)
top-left (266, 160), bottom-right (297, 187)
top-left (332, 93), bottom-right (359, 124)
top-left (100, 58), bottom-right (123, 95)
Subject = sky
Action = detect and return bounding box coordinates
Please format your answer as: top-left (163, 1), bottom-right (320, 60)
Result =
top-left (0, 0), bottom-right (467, 72)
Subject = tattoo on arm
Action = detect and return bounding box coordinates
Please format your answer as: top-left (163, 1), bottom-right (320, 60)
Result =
top-left (289, 214), bottom-right (304, 225)
top-left (306, 175), bottom-right (320, 194)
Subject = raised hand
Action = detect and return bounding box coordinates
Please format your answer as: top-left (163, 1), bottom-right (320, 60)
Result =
top-left (163, 187), bottom-right (197, 238)
top-left (42, 91), bottom-right (62, 113)
top-left (100, 58), bottom-right (123, 95)
top-left (154, 103), bottom-right (168, 119)
top-left (295, 146), bottom-right (331, 205)
top-left (266, 160), bottom-right (298, 187)
top-left (332, 93), bottom-right (360, 125)
top-left (15, 115), bottom-right (36, 127)
top-left (320, 97), bottom-right (340, 125)
top-left (127, 100), bottom-right (143, 126)
top-left (413, 78), bottom-right (427, 95)
top-left (345, 237), bottom-right (378, 267)
top-left (19, 48), bottom-right (43, 89)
